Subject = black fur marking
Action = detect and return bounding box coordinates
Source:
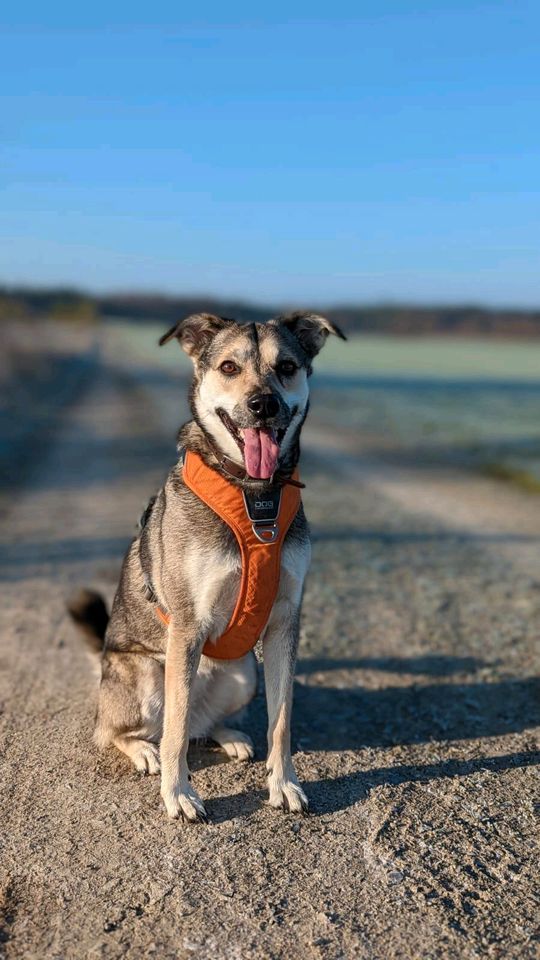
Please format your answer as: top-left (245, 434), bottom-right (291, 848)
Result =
top-left (248, 322), bottom-right (261, 375)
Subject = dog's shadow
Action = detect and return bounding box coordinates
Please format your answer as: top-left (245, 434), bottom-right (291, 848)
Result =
top-left (202, 655), bottom-right (540, 820)
top-left (94, 654), bottom-right (539, 822)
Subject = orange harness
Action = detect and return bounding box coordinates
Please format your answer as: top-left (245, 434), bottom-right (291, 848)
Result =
top-left (153, 450), bottom-right (301, 660)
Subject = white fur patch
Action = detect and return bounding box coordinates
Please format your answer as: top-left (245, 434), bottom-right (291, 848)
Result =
top-left (184, 540), bottom-right (241, 638)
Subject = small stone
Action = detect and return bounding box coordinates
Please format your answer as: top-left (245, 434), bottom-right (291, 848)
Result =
top-left (388, 870), bottom-right (404, 885)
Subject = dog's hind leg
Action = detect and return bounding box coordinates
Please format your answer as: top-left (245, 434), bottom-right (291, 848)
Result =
top-left (95, 652), bottom-right (164, 775)
top-left (190, 651), bottom-right (257, 761)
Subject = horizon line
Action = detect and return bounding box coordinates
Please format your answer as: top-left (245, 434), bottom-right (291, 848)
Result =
top-left (1, 281), bottom-right (540, 315)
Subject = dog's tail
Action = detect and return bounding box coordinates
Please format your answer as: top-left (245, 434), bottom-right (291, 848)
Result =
top-left (67, 589), bottom-right (109, 654)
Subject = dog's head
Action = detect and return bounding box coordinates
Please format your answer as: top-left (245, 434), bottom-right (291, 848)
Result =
top-left (160, 312), bottom-right (345, 480)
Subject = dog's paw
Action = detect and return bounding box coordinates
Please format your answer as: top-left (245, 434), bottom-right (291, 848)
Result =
top-left (267, 774), bottom-right (309, 814)
top-left (130, 740), bottom-right (161, 775)
top-left (161, 781), bottom-right (208, 823)
top-left (211, 726), bottom-right (255, 762)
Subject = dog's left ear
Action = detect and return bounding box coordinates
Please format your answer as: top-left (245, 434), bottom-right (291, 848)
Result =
top-left (272, 311), bottom-right (346, 358)
top-left (159, 313), bottom-right (236, 358)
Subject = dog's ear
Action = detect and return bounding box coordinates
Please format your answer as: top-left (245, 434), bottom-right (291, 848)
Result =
top-left (272, 311), bottom-right (346, 358)
top-left (159, 314), bottom-right (236, 358)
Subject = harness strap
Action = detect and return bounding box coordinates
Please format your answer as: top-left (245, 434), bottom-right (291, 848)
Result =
top-left (147, 449), bottom-right (302, 660)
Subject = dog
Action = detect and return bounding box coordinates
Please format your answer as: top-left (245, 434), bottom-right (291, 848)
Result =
top-left (69, 311), bottom-right (345, 822)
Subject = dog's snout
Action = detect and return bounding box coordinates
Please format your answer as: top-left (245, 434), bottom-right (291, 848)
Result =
top-left (247, 393), bottom-right (280, 419)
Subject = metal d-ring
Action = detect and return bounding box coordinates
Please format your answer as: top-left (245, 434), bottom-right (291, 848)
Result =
top-left (252, 522), bottom-right (279, 543)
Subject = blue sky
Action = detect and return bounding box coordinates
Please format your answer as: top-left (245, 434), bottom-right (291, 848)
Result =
top-left (2, 2), bottom-right (540, 306)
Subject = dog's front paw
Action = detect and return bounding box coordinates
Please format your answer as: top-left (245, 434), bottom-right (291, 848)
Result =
top-left (161, 780), bottom-right (208, 823)
top-left (267, 771), bottom-right (309, 814)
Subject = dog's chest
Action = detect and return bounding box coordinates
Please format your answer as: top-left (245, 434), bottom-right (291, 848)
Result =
top-left (183, 534), bottom-right (308, 642)
top-left (183, 539), bottom-right (241, 640)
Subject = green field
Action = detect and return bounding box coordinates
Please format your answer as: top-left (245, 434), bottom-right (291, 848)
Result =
top-left (320, 333), bottom-right (540, 380)
top-left (105, 320), bottom-right (540, 380)
top-left (104, 321), bottom-right (540, 491)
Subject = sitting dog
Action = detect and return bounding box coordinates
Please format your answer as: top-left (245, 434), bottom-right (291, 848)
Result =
top-left (69, 311), bottom-right (344, 821)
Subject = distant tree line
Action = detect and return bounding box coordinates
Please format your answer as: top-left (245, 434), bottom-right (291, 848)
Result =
top-left (2, 285), bottom-right (540, 337)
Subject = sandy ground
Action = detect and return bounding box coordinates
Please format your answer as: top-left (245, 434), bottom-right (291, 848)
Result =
top-left (0, 324), bottom-right (539, 959)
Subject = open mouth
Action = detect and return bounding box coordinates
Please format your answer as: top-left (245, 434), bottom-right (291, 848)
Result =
top-left (217, 409), bottom-right (286, 480)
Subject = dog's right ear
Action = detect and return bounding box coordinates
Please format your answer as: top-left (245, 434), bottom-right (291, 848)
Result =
top-left (159, 314), bottom-right (236, 358)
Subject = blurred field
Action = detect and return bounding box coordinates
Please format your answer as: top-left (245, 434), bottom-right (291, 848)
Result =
top-left (106, 318), bottom-right (540, 377)
top-left (106, 320), bottom-right (540, 492)
top-left (320, 334), bottom-right (540, 378)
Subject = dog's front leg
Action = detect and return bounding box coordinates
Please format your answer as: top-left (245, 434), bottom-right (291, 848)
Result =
top-left (160, 626), bottom-right (207, 822)
top-left (263, 605), bottom-right (308, 814)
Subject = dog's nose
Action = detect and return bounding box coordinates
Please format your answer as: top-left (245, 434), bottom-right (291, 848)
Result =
top-left (247, 393), bottom-right (280, 419)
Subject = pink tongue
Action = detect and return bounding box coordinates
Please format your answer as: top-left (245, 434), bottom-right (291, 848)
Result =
top-left (241, 428), bottom-right (280, 479)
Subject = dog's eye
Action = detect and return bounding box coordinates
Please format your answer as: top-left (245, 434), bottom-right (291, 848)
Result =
top-left (277, 360), bottom-right (297, 377)
top-left (220, 360), bottom-right (240, 376)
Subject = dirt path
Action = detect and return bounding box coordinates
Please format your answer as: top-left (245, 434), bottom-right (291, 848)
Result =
top-left (0, 331), bottom-right (538, 959)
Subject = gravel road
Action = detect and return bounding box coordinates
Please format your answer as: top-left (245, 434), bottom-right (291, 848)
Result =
top-left (0, 325), bottom-right (538, 959)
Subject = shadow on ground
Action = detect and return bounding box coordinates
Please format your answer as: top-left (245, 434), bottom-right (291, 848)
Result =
top-left (206, 749), bottom-right (539, 822)
top-left (290, 672), bottom-right (540, 751)
top-left (201, 655), bottom-right (540, 820)
top-left (92, 654), bottom-right (540, 822)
